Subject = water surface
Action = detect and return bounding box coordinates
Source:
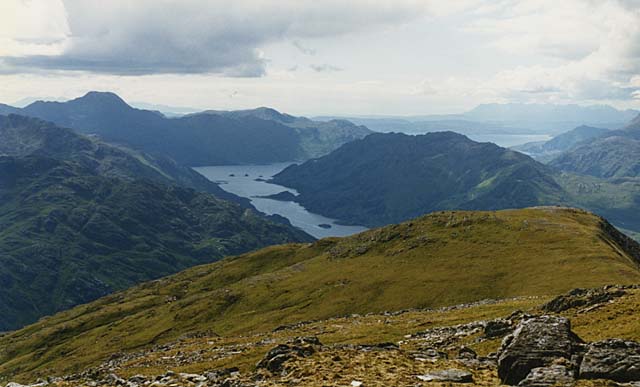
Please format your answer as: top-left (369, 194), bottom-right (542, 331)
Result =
top-left (195, 163), bottom-right (368, 239)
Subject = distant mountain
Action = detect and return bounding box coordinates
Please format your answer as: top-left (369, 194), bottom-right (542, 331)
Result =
top-left (463, 103), bottom-right (638, 126)
top-left (3, 207), bottom-right (640, 382)
top-left (0, 115), bottom-right (312, 331)
top-left (0, 114), bottom-right (243, 204)
top-left (320, 103), bottom-right (637, 138)
top-left (0, 103), bottom-right (19, 115)
top-left (197, 107), bottom-right (372, 159)
top-left (272, 132), bottom-right (566, 227)
top-left (513, 125), bottom-right (609, 162)
top-left (550, 115), bottom-right (640, 178)
top-left (3, 92), bottom-right (371, 165)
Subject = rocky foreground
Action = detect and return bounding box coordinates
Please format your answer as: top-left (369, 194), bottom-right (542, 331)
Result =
top-left (4, 286), bottom-right (640, 387)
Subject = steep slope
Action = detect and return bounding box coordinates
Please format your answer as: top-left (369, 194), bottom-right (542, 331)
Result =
top-left (3, 92), bottom-right (370, 165)
top-left (272, 132), bottom-right (566, 227)
top-left (514, 125), bottom-right (609, 162)
top-left (550, 115), bottom-right (640, 178)
top-left (1, 208), bottom-right (639, 380)
top-left (0, 155), bottom-right (311, 331)
top-left (0, 114), bottom-right (242, 204)
top-left (551, 136), bottom-right (640, 178)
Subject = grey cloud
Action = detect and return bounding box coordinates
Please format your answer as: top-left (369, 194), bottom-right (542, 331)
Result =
top-left (292, 41), bottom-right (316, 56)
top-left (1, 0), bottom-right (425, 76)
top-left (310, 64), bottom-right (343, 72)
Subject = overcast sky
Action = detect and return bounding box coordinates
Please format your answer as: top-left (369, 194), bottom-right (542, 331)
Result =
top-left (1, 0), bottom-right (639, 115)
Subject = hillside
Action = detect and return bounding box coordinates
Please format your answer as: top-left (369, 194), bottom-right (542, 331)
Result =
top-left (272, 132), bottom-right (566, 227)
top-left (0, 116), bottom-right (313, 331)
top-left (0, 114), bottom-right (243, 204)
top-left (2, 92), bottom-right (371, 165)
top-left (0, 156), bottom-right (311, 331)
top-left (549, 115), bottom-right (640, 178)
top-left (514, 125), bottom-right (609, 162)
top-left (1, 207), bottom-right (639, 382)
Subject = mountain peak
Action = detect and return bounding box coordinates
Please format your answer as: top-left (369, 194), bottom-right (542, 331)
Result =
top-left (73, 91), bottom-right (130, 108)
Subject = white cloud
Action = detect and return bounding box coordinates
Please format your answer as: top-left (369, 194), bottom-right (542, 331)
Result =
top-left (0, 0), bottom-right (427, 76)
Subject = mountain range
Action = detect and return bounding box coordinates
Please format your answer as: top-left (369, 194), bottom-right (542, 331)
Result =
top-left (0, 115), bottom-right (312, 331)
top-left (319, 103), bottom-right (638, 137)
top-left (0, 92), bottom-right (371, 165)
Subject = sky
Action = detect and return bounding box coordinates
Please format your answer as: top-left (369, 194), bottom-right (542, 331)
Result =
top-left (1, 0), bottom-right (639, 116)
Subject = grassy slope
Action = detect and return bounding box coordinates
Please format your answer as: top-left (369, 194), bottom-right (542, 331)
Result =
top-left (1, 207), bottom-right (639, 380)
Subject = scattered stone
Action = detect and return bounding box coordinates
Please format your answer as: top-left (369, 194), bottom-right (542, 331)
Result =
top-left (579, 339), bottom-right (640, 382)
top-left (518, 365), bottom-right (575, 387)
top-left (457, 346), bottom-right (478, 360)
top-left (416, 369), bottom-right (473, 383)
top-left (256, 336), bottom-right (321, 373)
top-left (543, 287), bottom-right (626, 313)
top-left (350, 381), bottom-right (363, 387)
top-left (497, 315), bottom-right (580, 386)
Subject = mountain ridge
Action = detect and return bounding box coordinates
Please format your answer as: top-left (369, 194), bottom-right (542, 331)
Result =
top-left (3, 92), bottom-right (372, 165)
top-left (1, 207), bottom-right (639, 381)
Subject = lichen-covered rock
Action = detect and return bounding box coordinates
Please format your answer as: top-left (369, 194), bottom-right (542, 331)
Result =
top-left (485, 318), bottom-right (513, 338)
top-left (517, 365), bottom-right (575, 387)
top-left (579, 339), bottom-right (640, 382)
top-left (497, 316), bottom-right (581, 385)
top-left (416, 369), bottom-right (473, 383)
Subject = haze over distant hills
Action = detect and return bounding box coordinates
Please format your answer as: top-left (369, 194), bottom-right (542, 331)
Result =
top-left (0, 92), bottom-right (371, 166)
top-left (319, 103), bottom-right (638, 138)
top-left (0, 115), bottom-right (312, 331)
top-left (513, 125), bottom-right (610, 163)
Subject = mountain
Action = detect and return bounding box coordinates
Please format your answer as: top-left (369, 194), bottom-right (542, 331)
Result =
top-left (463, 103), bottom-right (638, 127)
top-left (196, 107), bottom-right (372, 159)
top-left (0, 114), bottom-right (243, 204)
top-left (271, 132), bottom-right (566, 227)
top-left (550, 115), bottom-right (640, 178)
top-left (319, 103), bottom-right (637, 138)
top-left (0, 103), bottom-right (20, 115)
top-left (513, 125), bottom-right (609, 162)
top-left (0, 116), bottom-right (312, 331)
top-left (3, 92), bottom-right (371, 165)
top-left (1, 207), bottom-right (639, 382)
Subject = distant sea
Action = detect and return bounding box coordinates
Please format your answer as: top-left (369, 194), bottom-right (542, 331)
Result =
top-left (464, 134), bottom-right (552, 147)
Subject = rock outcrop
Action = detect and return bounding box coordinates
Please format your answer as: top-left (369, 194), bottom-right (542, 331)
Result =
top-left (498, 314), bottom-right (640, 386)
top-left (497, 315), bottom-right (580, 385)
top-left (579, 339), bottom-right (640, 382)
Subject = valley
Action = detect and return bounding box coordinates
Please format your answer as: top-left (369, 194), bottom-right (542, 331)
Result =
top-left (194, 163), bottom-right (368, 238)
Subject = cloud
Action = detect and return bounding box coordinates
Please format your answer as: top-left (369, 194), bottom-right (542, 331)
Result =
top-left (456, 0), bottom-right (640, 102)
top-left (0, 0), bottom-right (426, 76)
top-left (292, 40), bottom-right (316, 56)
top-left (310, 64), bottom-right (342, 73)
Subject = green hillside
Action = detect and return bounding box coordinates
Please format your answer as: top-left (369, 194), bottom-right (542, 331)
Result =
top-left (272, 132), bottom-right (567, 227)
top-left (2, 207), bottom-right (638, 380)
